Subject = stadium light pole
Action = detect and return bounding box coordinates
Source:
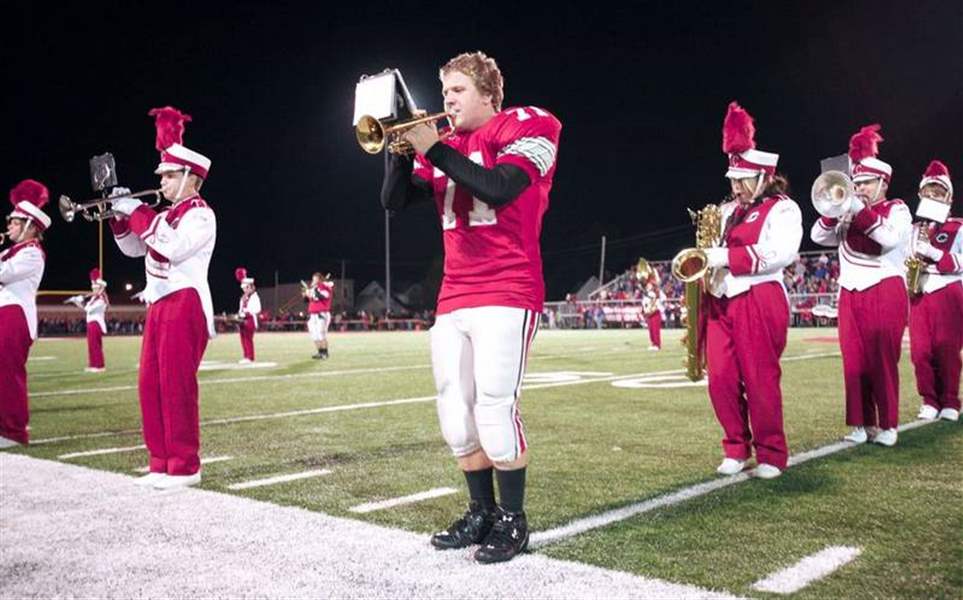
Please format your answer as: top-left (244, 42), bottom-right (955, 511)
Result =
top-left (385, 210), bottom-right (391, 316)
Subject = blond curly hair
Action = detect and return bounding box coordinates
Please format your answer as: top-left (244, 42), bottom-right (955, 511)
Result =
top-left (440, 51), bottom-right (504, 112)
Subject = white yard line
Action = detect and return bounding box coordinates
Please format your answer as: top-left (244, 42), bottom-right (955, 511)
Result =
top-left (58, 445), bottom-right (146, 459)
top-left (29, 353), bottom-right (838, 446)
top-left (530, 419), bottom-right (935, 548)
top-left (227, 469), bottom-right (332, 490)
top-left (133, 455), bottom-right (235, 473)
top-left (349, 487), bottom-right (459, 514)
top-left (0, 454), bottom-right (738, 599)
top-left (27, 356), bottom-right (57, 361)
top-left (751, 546), bottom-right (862, 594)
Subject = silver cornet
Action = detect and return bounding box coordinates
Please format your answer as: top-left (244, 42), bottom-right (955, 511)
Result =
top-left (811, 171), bottom-right (858, 219)
top-left (59, 189), bottom-right (163, 223)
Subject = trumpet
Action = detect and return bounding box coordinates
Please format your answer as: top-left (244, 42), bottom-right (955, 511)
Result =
top-left (0, 233), bottom-right (6, 247)
top-left (356, 112), bottom-right (451, 155)
top-left (58, 189), bottom-right (163, 223)
top-left (811, 170), bottom-right (858, 219)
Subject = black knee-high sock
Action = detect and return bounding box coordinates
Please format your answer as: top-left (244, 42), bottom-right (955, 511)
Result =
top-left (464, 467), bottom-right (496, 509)
top-left (495, 467), bottom-right (526, 513)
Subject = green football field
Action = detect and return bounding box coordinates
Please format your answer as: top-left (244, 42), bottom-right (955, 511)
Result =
top-left (13, 328), bottom-right (961, 598)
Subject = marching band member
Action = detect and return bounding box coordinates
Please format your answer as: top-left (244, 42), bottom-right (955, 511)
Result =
top-left (0, 180), bottom-right (51, 447)
top-left (235, 267), bottom-right (260, 364)
top-left (909, 160), bottom-right (961, 422)
top-left (67, 268), bottom-right (109, 373)
top-left (303, 272), bottom-right (333, 359)
top-left (811, 124), bottom-right (912, 446)
top-left (109, 106), bottom-right (215, 489)
top-left (701, 102), bottom-right (802, 479)
top-left (383, 51), bottom-right (562, 563)
top-left (643, 279), bottom-right (665, 351)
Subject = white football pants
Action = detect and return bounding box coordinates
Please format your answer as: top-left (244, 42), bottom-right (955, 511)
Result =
top-left (307, 312), bottom-right (330, 342)
top-left (430, 306), bottom-right (539, 463)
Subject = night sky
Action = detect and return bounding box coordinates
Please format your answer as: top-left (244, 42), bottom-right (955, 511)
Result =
top-left (6, 1), bottom-right (961, 311)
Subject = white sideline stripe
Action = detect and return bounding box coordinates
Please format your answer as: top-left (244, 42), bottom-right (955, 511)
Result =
top-left (227, 469), bottom-right (331, 490)
top-left (349, 487), bottom-right (458, 514)
top-left (58, 445), bottom-right (146, 459)
top-left (752, 546), bottom-right (862, 594)
top-left (530, 418), bottom-right (937, 548)
top-left (133, 455), bottom-right (235, 473)
top-left (30, 364), bottom-right (431, 398)
top-left (28, 356), bottom-right (57, 361)
top-left (30, 353), bottom-right (837, 445)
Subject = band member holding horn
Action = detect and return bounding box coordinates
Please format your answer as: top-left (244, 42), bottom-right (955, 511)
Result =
top-left (303, 272), bottom-right (333, 359)
top-left (639, 267), bottom-right (664, 351)
top-left (235, 267), bottom-right (260, 364)
top-left (66, 268), bottom-right (109, 373)
top-left (908, 160), bottom-right (962, 422)
top-left (382, 51), bottom-right (561, 563)
top-left (109, 106), bottom-right (215, 489)
top-left (696, 102), bottom-right (802, 479)
top-left (811, 124), bottom-right (911, 446)
top-left (0, 180), bottom-right (51, 448)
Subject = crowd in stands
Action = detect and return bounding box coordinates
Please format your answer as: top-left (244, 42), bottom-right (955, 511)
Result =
top-left (544, 252), bottom-right (842, 329)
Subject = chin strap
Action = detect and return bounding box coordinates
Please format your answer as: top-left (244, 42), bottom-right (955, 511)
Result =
top-left (174, 166), bottom-right (192, 201)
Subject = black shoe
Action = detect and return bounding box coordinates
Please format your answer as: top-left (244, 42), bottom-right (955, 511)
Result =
top-left (430, 502), bottom-right (496, 550)
top-left (311, 352), bottom-right (323, 359)
top-left (320, 350), bottom-right (329, 360)
top-left (474, 508), bottom-right (529, 564)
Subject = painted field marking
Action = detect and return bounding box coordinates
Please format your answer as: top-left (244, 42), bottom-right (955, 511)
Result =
top-left (133, 455), bottom-right (235, 474)
top-left (30, 353), bottom-right (838, 445)
top-left (199, 361), bottom-right (279, 371)
top-left (348, 487), bottom-right (459, 514)
top-left (227, 469), bottom-right (332, 490)
top-left (529, 418), bottom-right (936, 548)
top-left (27, 356), bottom-right (57, 361)
top-left (58, 445), bottom-right (146, 460)
top-left (612, 374), bottom-right (707, 388)
top-left (751, 546), bottom-right (862, 594)
top-left (31, 364), bottom-right (431, 399)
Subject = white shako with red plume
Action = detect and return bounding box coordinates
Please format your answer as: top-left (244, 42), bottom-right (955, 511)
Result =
top-left (849, 124), bottom-right (891, 183)
top-left (89, 267), bottom-right (106, 288)
top-left (919, 160), bottom-right (953, 196)
top-left (8, 179), bottom-right (52, 231)
top-left (722, 101), bottom-right (778, 179)
top-left (149, 106), bottom-right (211, 178)
top-left (235, 267), bottom-right (254, 286)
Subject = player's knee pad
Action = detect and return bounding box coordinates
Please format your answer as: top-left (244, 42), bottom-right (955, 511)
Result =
top-left (436, 390), bottom-right (481, 457)
top-left (474, 394), bottom-right (525, 463)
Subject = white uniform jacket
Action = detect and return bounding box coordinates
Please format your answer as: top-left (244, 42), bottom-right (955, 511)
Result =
top-left (239, 291), bottom-right (262, 329)
top-left (111, 194), bottom-right (217, 337)
top-left (811, 199), bottom-right (912, 291)
top-left (0, 240), bottom-right (45, 340)
top-left (711, 195), bottom-right (803, 299)
top-left (84, 292), bottom-right (108, 333)
top-left (916, 217), bottom-right (963, 294)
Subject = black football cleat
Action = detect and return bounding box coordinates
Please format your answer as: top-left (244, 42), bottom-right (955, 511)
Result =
top-left (430, 502), bottom-right (496, 550)
top-left (474, 508), bottom-right (529, 564)
top-left (311, 352), bottom-right (323, 360)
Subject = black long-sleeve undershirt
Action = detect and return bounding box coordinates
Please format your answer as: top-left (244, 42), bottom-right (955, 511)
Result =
top-left (380, 142), bottom-right (531, 211)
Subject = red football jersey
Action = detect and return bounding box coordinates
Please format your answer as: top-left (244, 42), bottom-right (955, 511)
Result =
top-left (308, 281), bottom-right (334, 313)
top-left (414, 106), bottom-right (562, 314)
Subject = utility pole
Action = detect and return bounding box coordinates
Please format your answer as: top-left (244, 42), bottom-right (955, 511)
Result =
top-left (598, 235), bottom-right (606, 289)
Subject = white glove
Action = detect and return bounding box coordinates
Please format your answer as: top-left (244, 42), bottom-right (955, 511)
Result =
top-left (705, 247), bottom-right (729, 269)
top-left (111, 196), bottom-right (143, 217)
top-left (916, 240), bottom-right (944, 262)
top-left (68, 295), bottom-right (84, 305)
top-left (109, 186), bottom-right (132, 198)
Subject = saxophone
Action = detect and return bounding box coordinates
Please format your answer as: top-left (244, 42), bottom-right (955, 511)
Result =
top-left (905, 223), bottom-right (930, 297)
top-left (671, 203), bottom-right (724, 381)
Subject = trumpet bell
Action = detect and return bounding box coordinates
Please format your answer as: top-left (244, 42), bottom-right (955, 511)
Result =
top-left (671, 248), bottom-right (708, 283)
top-left (812, 170), bottom-right (855, 219)
top-left (58, 195), bottom-right (79, 223)
top-left (356, 115), bottom-right (386, 154)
